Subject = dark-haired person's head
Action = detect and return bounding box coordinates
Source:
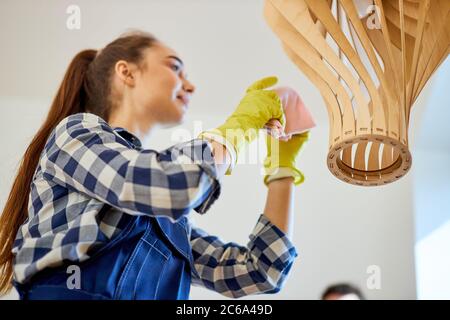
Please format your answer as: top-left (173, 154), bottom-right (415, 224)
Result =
top-left (321, 283), bottom-right (365, 300)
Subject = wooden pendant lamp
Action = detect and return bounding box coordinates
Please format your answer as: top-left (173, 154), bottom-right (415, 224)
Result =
top-left (264, 0), bottom-right (450, 186)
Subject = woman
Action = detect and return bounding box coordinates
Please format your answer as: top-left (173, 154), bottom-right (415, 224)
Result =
top-left (0, 31), bottom-right (308, 300)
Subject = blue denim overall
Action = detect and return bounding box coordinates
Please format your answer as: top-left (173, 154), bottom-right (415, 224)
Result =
top-left (13, 212), bottom-right (197, 300)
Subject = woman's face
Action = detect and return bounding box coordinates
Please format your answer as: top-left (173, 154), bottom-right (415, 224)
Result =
top-left (115, 42), bottom-right (195, 127)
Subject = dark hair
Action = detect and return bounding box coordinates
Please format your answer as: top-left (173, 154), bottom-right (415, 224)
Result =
top-left (321, 283), bottom-right (365, 300)
top-left (0, 30), bottom-right (159, 294)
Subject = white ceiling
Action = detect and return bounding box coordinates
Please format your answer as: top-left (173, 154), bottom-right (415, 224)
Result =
top-left (0, 0), bottom-right (327, 123)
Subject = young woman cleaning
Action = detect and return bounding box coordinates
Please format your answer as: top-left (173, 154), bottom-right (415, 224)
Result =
top-left (0, 31), bottom-right (309, 300)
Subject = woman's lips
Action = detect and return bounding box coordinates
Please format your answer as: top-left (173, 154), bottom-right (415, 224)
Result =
top-left (177, 96), bottom-right (190, 107)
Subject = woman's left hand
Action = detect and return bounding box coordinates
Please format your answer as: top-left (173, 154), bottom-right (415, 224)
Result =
top-left (263, 119), bottom-right (309, 186)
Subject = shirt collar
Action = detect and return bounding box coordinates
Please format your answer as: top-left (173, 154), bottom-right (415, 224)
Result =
top-left (112, 127), bottom-right (142, 149)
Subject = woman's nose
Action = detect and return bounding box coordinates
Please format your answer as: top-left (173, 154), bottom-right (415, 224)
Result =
top-left (183, 79), bottom-right (195, 94)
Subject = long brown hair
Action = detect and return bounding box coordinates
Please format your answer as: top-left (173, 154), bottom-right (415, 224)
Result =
top-left (0, 31), bottom-right (158, 294)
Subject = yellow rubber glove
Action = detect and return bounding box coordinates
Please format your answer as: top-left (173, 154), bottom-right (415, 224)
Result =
top-left (199, 76), bottom-right (284, 174)
top-left (263, 130), bottom-right (310, 186)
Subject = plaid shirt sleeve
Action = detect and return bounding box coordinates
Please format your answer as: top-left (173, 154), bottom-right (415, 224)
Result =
top-left (40, 113), bottom-right (221, 221)
top-left (189, 214), bottom-right (298, 298)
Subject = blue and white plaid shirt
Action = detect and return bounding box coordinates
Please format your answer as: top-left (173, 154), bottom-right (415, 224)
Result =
top-left (12, 112), bottom-right (297, 298)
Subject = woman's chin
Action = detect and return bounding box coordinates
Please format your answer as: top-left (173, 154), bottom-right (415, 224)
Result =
top-left (176, 103), bottom-right (188, 119)
top-left (162, 110), bottom-right (186, 127)
top-left (160, 117), bottom-right (183, 129)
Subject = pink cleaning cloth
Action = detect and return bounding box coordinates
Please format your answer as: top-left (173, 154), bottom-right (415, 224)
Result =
top-left (265, 86), bottom-right (316, 140)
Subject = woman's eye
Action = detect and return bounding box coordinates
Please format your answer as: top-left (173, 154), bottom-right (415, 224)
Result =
top-left (171, 64), bottom-right (181, 72)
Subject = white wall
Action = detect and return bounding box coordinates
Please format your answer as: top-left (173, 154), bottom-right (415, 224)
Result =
top-left (412, 58), bottom-right (450, 299)
top-left (0, 0), bottom-right (424, 299)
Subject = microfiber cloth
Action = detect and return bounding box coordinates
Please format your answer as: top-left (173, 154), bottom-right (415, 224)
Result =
top-left (265, 86), bottom-right (316, 140)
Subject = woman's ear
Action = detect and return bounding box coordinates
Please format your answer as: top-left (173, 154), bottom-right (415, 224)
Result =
top-left (114, 60), bottom-right (136, 86)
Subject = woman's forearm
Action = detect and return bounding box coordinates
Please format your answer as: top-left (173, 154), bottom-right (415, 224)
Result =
top-left (208, 138), bottom-right (296, 239)
top-left (208, 140), bottom-right (232, 178)
top-left (263, 177), bottom-right (295, 239)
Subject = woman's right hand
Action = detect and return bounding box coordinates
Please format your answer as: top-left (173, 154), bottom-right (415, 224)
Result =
top-left (198, 76), bottom-right (284, 174)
